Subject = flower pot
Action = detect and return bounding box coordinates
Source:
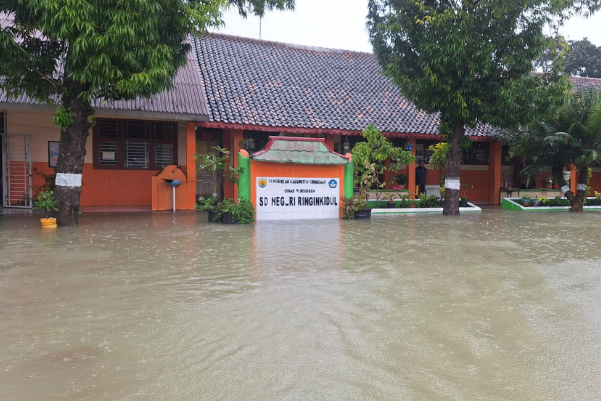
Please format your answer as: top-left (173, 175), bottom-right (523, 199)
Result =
top-left (398, 184), bottom-right (406, 190)
top-left (409, 204), bottom-right (417, 208)
top-left (522, 201), bottom-right (530, 207)
top-left (40, 218), bottom-right (57, 228)
top-left (222, 212), bottom-right (238, 224)
top-left (208, 209), bottom-right (219, 222)
top-left (387, 202), bottom-right (396, 209)
top-left (553, 184), bottom-right (559, 189)
top-left (459, 201), bottom-right (468, 208)
top-left (354, 208), bottom-right (372, 219)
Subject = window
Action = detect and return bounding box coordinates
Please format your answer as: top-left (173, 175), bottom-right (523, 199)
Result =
top-left (93, 119), bottom-right (177, 169)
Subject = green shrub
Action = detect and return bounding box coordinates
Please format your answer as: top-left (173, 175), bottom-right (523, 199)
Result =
top-left (214, 198), bottom-right (237, 221)
top-left (234, 199), bottom-right (256, 224)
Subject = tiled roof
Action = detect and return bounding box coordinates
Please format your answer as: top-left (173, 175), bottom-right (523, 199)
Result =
top-left (0, 50), bottom-right (209, 119)
top-left (193, 34), bottom-right (601, 137)
top-left (571, 76), bottom-right (601, 92)
top-left (192, 34), bottom-right (441, 136)
top-left (0, 13), bottom-right (208, 120)
top-left (252, 137), bottom-right (349, 164)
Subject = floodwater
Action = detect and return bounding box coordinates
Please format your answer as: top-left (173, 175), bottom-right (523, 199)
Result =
top-left (1, 209), bottom-right (601, 400)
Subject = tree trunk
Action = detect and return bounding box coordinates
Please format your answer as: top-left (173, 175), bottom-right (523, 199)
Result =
top-left (55, 88), bottom-right (92, 226)
top-left (553, 166), bottom-right (587, 212)
top-left (443, 122), bottom-right (465, 216)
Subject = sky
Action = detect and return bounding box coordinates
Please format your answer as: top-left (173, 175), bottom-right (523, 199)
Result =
top-left (211, 0), bottom-right (601, 53)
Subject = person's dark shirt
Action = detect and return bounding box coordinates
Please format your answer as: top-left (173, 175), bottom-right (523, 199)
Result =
top-left (416, 166), bottom-right (428, 186)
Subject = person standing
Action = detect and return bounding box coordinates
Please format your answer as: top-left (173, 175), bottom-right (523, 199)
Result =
top-left (415, 160), bottom-right (428, 196)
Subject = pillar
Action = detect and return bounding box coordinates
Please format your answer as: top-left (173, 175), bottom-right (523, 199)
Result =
top-left (488, 141), bottom-right (502, 205)
top-left (238, 150), bottom-right (251, 201)
top-left (570, 164), bottom-right (577, 194)
top-left (344, 155), bottom-right (354, 199)
top-left (185, 121), bottom-right (196, 209)
top-left (407, 140), bottom-right (417, 198)
top-left (325, 134), bottom-right (335, 151)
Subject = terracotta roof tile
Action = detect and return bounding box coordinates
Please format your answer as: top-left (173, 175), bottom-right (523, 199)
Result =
top-left (193, 34), bottom-right (601, 137)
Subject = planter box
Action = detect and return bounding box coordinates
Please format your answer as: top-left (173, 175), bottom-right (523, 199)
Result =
top-left (354, 208), bottom-right (372, 219)
top-left (372, 202), bottom-right (481, 215)
top-left (502, 197), bottom-right (601, 211)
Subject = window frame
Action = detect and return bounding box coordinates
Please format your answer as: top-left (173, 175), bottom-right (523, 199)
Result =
top-left (93, 119), bottom-right (178, 170)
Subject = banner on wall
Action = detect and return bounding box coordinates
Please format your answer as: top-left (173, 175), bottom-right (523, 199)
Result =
top-left (256, 177), bottom-right (340, 220)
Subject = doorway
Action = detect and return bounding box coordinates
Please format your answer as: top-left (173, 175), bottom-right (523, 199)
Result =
top-left (195, 128), bottom-right (223, 197)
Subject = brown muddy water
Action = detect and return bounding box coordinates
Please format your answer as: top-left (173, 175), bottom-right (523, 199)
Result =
top-left (1, 209), bottom-right (601, 400)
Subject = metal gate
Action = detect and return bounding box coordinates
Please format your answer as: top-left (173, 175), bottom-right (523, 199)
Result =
top-left (3, 135), bottom-right (33, 208)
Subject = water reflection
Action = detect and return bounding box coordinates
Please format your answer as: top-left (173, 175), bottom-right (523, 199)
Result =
top-left (1, 210), bottom-right (601, 399)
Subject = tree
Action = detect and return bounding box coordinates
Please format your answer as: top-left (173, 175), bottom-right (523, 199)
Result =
top-left (0, 0), bottom-right (294, 226)
top-left (352, 125), bottom-right (414, 187)
top-left (367, 0), bottom-right (600, 215)
top-left (194, 145), bottom-right (242, 203)
top-left (565, 38), bottom-right (601, 78)
top-left (497, 89), bottom-right (601, 211)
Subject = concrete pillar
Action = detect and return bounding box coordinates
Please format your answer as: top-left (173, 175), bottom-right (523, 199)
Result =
top-left (185, 122), bottom-right (196, 209)
top-left (238, 150), bottom-right (251, 201)
top-left (344, 156), bottom-right (354, 199)
top-left (488, 141), bottom-right (502, 205)
top-left (407, 140), bottom-right (417, 198)
top-left (570, 164), bottom-right (578, 194)
top-left (222, 130), bottom-right (234, 199)
top-left (325, 134), bottom-right (335, 151)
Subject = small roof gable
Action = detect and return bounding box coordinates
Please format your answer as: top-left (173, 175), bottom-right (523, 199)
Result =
top-left (252, 137), bottom-right (349, 165)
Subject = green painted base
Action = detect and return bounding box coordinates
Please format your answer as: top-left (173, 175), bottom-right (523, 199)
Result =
top-left (371, 203), bottom-right (481, 214)
top-left (501, 198), bottom-right (601, 211)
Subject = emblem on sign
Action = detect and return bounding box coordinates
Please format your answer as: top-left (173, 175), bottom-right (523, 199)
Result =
top-left (258, 179), bottom-right (267, 188)
top-left (328, 179), bottom-right (337, 189)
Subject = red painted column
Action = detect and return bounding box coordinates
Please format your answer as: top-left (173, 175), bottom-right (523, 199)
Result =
top-left (325, 134), bottom-right (335, 151)
top-left (185, 121), bottom-right (196, 209)
top-left (223, 130), bottom-right (234, 199)
top-left (488, 141), bottom-right (502, 205)
top-left (407, 140), bottom-right (417, 198)
top-left (570, 164), bottom-right (577, 194)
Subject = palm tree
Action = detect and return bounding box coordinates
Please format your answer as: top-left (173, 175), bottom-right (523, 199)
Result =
top-left (497, 89), bottom-right (601, 212)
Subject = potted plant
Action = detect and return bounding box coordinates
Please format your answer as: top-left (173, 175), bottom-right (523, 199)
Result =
top-left (409, 200), bottom-right (418, 208)
top-left (195, 193), bottom-right (219, 222)
top-left (341, 194), bottom-right (368, 219)
top-left (33, 190), bottom-right (58, 228)
top-left (215, 198), bottom-right (238, 224)
top-left (521, 195), bottom-right (532, 207)
top-left (459, 197), bottom-right (469, 208)
top-left (233, 199), bottom-right (256, 224)
top-left (399, 194), bottom-right (410, 208)
top-left (394, 174), bottom-right (408, 190)
top-left (384, 192), bottom-right (398, 208)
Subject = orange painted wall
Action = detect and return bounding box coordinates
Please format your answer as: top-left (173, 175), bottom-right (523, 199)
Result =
top-left (250, 161), bottom-right (346, 217)
top-left (32, 162), bottom-right (159, 206)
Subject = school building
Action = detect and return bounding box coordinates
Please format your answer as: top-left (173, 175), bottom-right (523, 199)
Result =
top-left (2, 33), bottom-right (601, 212)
